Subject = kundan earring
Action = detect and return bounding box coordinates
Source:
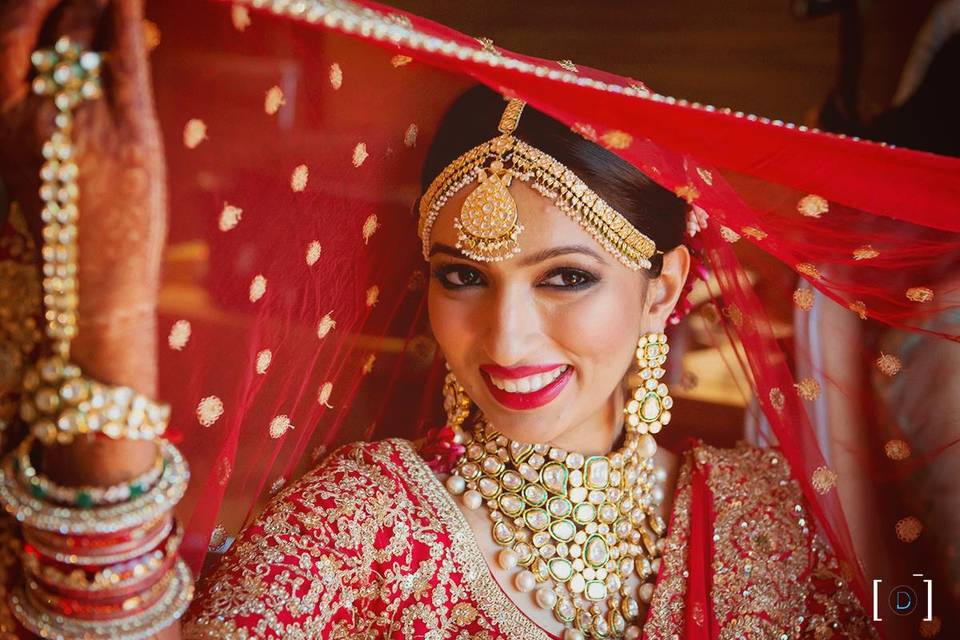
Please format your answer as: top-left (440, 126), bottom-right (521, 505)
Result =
top-left (624, 332), bottom-right (673, 435)
top-left (442, 363), bottom-right (472, 444)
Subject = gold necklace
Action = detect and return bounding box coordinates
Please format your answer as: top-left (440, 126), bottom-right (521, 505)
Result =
top-left (445, 419), bottom-right (666, 640)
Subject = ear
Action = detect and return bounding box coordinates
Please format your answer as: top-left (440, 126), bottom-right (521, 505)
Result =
top-left (643, 245), bottom-right (691, 331)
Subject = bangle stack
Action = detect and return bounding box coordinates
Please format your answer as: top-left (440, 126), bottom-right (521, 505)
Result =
top-left (0, 36), bottom-right (194, 639)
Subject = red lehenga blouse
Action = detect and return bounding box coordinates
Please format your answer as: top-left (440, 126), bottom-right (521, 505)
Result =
top-left (183, 439), bottom-right (875, 639)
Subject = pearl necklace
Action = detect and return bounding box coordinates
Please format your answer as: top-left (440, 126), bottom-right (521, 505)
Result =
top-left (445, 420), bottom-right (666, 640)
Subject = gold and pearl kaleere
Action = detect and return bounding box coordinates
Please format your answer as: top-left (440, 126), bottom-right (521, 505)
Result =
top-left (17, 37), bottom-right (171, 445)
top-left (418, 98), bottom-right (658, 270)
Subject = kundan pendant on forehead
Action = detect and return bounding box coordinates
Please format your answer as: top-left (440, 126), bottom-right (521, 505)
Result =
top-left (453, 99), bottom-right (528, 261)
top-left (418, 97), bottom-right (658, 269)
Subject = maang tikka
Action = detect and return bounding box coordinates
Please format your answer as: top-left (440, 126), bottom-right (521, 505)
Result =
top-left (418, 97), bottom-right (659, 270)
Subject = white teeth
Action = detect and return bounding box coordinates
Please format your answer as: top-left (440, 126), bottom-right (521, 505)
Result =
top-left (488, 366), bottom-right (567, 394)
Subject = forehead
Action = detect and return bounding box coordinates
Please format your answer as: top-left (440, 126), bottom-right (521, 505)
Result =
top-left (429, 180), bottom-right (606, 261)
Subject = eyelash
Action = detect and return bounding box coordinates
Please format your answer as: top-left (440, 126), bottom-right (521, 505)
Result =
top-left (431, 265), bottom-right (599, 291)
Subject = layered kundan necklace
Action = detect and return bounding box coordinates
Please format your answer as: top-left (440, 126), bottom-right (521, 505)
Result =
top-left (445, 419), bottom-right (666, 640)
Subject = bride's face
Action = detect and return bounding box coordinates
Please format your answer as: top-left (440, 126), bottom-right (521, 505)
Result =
top-left (427, 180), bottom-right (686, 447)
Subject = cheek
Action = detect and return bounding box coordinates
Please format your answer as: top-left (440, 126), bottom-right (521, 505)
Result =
top-left (428, 284), bottom-right (474, 363)
top-left (553, 284), bottom-right (642, 375)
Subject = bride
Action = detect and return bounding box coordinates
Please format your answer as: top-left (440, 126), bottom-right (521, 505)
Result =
top-left (1, 1), bottom-right (956, 639)
top-left (182, 87), bottom-right (872, 639)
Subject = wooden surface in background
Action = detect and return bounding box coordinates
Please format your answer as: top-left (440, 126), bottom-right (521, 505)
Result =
top-left (391, 0), bottom-right (935, 125)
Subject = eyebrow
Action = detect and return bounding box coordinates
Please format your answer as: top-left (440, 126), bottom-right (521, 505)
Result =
top-left (428, 242), bottom-right (608, 266)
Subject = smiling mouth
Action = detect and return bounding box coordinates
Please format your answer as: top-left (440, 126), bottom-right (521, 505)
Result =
top-left (480, 364), bottom-right (574, 411)
top-left (486, 365), bottom-right (568, 393)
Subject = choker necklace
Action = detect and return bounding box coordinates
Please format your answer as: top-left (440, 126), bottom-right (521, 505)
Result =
top-left (445, 419), bottom-right (666, 640)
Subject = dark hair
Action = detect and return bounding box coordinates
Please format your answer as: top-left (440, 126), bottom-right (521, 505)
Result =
top-left (421, 85), bottom-right (687, 276)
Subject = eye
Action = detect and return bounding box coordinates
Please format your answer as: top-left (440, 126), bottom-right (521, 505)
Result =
top-left (433, 264), bottom-right (485, 289)
top-left (539, 267), bottom-right (598, 289)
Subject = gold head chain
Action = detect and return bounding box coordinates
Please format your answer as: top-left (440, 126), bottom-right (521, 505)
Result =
top-left (418, 97), bottom-right (658, 270)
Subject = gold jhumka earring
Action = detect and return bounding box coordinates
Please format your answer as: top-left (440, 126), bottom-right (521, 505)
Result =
top-left (442, 363), bottom-right (471, 443)
top-left (624, 332), bottom-right (673, 436)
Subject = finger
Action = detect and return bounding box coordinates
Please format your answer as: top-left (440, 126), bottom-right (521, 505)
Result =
top-left (107, 0), bottom-right (152, 136)
top-left (0, 0), bottom-right (59, 109)
top-left (41, 0), bottom-right (109, 51)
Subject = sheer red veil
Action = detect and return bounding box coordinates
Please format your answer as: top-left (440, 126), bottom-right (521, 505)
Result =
top-left (139, 1), bottom-right (960, 635)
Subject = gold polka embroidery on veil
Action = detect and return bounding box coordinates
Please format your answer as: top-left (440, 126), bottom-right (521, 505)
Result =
top-left (255, 349), bottom-right (272, 374)
top-left (362, 214), bottom-right (379, 244)
top-left (797, 194), bottom-right (829, 218)
top-left (571, 122), bottom-right (598, 142)
top-left (404, 124), bottom-right (418, 147)
top-left (329, 63), bottom-right (343, 90)
top-left (268, 415), bottom-right (294, 439)
top-left (215, 457), bottom-right (232, 487)
top-left (674, 184), bottom-right (699, 204)
top-left (719, 225), bottom-right (741, 243)
top-left (895, 516), bottom-right (922, 542)
top-left (407, 269), bottom-right (425, 292)
top-left (168, 320), bottom-right (192, 351)
top-left (741, 226), bottom-right (767, 241)
top-left (352, 142), bottom-right (369, 167)
top-left (852, 245), bottom-right (879, 260)
top-left (794, 377), bottom-right (821, 401)
top-left (875, 353), bottom-right (902, 377)
top-left (317, 382), bottom-right (333, 408)
top-left (768, 387), bottom-right (786, 411)
top-left (696, 167), bottom-right (714, 185)
top-left (884, 439), bottom-right (910, 461)
top-left (361, 353), bottom-right (376, 375)
top-left (183, 119), bottom-right (207, 149)
top-left (391, 54), bottom-right (413, 67)
top-left (795, 262), bottom-right (820, 280)
top-left (793, 288), bottom-right (814, 311)
top-left (197, 396), bottom-right (224, 427)
top-left (249, 274), bottom-right (267, 302)
top-left (290, 164), bottom-right (309, 192)
top-left (219, 203), bottom-right (243, 231)
top-left (366, 285), bottom-right (380, 307)
top-left (848, 300), bottom-right (868, 320)
top-left (317, 312), bottom-right (336, 338)
top-left (305, 241), bottom-right (322, 265)
top-left (811, 466), bottom-right (837, 494)
top-left (906, 286), bottom-right (934, 303)
top-left (600, 129), bottom-right (633, 149)
top-left (265, 86), bottom-right (285, 115)
top-left (231, 4), bottom-right (251, 31)
top-left (557, 59), bottom-right (578, 72)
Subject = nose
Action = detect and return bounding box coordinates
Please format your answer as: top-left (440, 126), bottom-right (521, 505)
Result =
top-left (483, 280), bottom-right (542, 366)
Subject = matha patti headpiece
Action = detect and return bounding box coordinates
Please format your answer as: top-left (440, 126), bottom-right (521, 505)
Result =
top-left (418, 97), bottom-right (658, 269)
